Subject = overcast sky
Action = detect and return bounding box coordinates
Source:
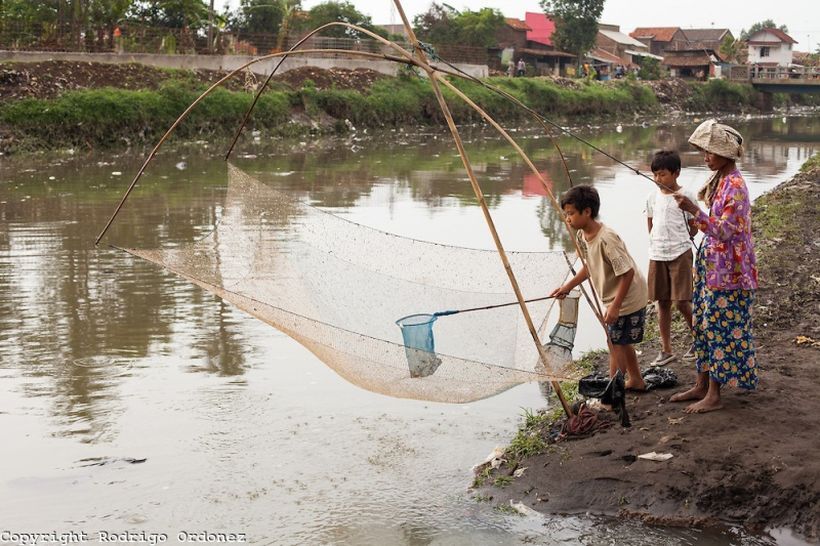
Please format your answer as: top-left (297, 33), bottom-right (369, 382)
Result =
top-left (223, 0), bottom-right (819, 52)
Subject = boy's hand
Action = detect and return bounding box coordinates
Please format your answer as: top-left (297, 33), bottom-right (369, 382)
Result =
top-left (604, 305), bottom-right (620, 325)
top-left (549, 285), bottom-right (569, 299)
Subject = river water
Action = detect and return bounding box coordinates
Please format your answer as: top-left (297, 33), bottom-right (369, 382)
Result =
top-left (0, 115), bottom-right (817, 545)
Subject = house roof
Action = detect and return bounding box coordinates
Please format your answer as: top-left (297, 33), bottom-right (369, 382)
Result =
top-left (525, 12), bottom-right (555, 47)
top-left (519, 47), bottom-right (575, 58)
top-left (599, 28), bottom-right (647, 48)
top-left (505, 18), bottom-right (531, 32)
top-left (629, 27), bottom-right (680, 42)
top-left (662, 52), bottom-right (713, 67)
top-left (680, 28), bottom-right (731, 42)
top-left (587, 47), bottom-right (623, 64)
top-left (747, 28), bottom-right (798, 44)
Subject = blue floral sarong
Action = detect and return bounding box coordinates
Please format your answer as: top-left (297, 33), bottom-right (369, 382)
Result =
top-left (693, 245), bottom-right (758, 389)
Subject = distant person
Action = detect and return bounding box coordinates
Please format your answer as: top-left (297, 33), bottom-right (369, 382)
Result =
top-left (670, 119), bottom-right (758, 413)
top-left (550, 185), bottom-right (648, 391)
top-left (507, 59), bottom-right (515, 78)
top-left (516, 58), bottom-right (525, 77)
top-left (113, 26), bottom-right (123, 54)
top-left (645, 150), bottom-right (697, 367)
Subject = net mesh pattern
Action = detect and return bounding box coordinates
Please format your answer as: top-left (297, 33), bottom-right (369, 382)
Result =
top-left (119, 164), bottom-right (579, 402)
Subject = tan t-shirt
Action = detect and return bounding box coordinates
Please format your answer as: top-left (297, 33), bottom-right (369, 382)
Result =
top-left (576, 224), bottom-right (648, 316)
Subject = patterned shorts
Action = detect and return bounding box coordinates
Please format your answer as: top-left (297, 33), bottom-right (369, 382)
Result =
top-left (608, 307), bottom-right (646, 346)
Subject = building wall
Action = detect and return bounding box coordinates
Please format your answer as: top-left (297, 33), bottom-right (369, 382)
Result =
top-left (495, 27), bottom-right (528, 50)
top-left (596, 33), bottom-right (630, 65)
top-left (748, 31), bottom-right (793, 66)
top-left (665, 30), bottom-right (689, 52)
top-left (0, 50), bottom-right (490, 78)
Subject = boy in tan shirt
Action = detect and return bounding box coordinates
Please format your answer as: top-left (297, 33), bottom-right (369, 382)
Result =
top-left (550, 185), bottom-right (648, 390)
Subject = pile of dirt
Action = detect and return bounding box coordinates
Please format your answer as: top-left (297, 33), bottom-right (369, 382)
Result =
top-left (477, 164), bottom-right (820, 539)
top-left (0, 61), bottom-right (387, 102)
top-left (270, 66), bottom-right (386, 91)
top-left (0, 60), bottom-right (250, 101)
top-left (645, 78), bottom-right (693, 104)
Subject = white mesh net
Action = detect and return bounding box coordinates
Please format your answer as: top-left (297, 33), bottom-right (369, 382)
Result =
top-left (117, 164), bottom-right (578, 402)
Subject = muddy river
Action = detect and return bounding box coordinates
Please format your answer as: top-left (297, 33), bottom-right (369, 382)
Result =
top-left (0, 115), bottom-right (817, 545)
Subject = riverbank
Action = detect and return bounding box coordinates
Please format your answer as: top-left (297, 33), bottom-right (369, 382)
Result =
top-left (1, 60), bottom-right (815, 154)
top-left (475, 157), bottom-right (820, 540)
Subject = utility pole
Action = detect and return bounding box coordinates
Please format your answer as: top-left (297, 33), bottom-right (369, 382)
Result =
top-left (208, 0), bottom-right (215, 53)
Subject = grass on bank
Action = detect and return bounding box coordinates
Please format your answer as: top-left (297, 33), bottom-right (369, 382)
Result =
top-left (472, 348), bottom-right (606, 489)
top-left (0, 71), bottom-right (786, 153)
top-left (753, 152), bottom-right (816, 240)
top-left (1, 74), bottom-right (661, 151)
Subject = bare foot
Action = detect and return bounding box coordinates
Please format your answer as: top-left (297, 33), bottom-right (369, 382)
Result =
top-left (683, 397), bottom-right (723, 414)
top-left (669, 384), bottom-right (707, 403)
top-left (625, 380), bottom-right (647, 392)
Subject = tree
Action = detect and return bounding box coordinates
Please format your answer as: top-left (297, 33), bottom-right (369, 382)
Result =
top-left (231, 0), bottom-right (283, 34)
top-left (719, 34), bottom-right (742, 62)
top-left (540, 0), bottom-right (605, 71)
top-left (293, 1), bottom-right (386, 39)
top-left (636, 56), bottom-right (662, 80)
top-left (87, 0), bottom-right (133, 48)
top-left (412, 3), bottom-right (504, 48)
top-left (412, 3), bottom-right (459, 45)
top-left (128, 0), bottom-right (209, 29)
top-left (740, 20), bottom-right (788, 40)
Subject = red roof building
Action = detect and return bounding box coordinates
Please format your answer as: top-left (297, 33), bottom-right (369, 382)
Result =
top-left (630, 27), bottom-right (688, 56)
top-left (525, 12), bottom-right (556, 47)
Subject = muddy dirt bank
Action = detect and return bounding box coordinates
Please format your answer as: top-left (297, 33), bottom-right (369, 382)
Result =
top-left (476, 161), bottom-right (820, 540)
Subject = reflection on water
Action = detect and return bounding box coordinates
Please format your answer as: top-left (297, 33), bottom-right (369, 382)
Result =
top-left (0, 115), bottom-right (816, 544)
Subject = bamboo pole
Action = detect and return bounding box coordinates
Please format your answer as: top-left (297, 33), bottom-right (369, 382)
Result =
top-left (94, 47), bottom-right (420, 246)
top-left (95, 13), bottom-right (605, 417)
top-left (390, 0), bottom-right (573, 417)
top-left (225, 22), bottom-right (420, 161)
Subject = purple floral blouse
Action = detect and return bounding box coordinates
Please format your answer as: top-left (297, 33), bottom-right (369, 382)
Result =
top-left (693, 169), bottom-right (758, 290)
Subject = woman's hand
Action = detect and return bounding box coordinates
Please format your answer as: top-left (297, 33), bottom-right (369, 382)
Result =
top-left (673, 192), bottom-right (700, 215)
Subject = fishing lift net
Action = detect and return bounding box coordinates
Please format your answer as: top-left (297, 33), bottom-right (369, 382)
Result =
top-left (118, 164), bottom-right (580, 403)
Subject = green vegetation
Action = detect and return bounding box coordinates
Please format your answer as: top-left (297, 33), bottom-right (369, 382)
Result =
top-left (685, 79), bottom-right (761, 111)
top-left (0, 73), bottom-right (661, 152)
top-left (502, 348), bottom-right (603, 469)
top-left (0, 80), bottom-right (290, 150)
top-left (412, 3), bottom-right (506, 48)
top-left (799, 153), bottom-right (819, 173)
top-left (751, 152), bottom-right (816, 242)
top-left (540, 0), bottom-right (605, 71)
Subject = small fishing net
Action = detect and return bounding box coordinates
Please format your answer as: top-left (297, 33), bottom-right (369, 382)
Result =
top-left (117, 164), bottom-right (579, 402)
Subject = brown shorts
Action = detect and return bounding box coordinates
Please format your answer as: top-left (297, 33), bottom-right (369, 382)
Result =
top-left (648, 249), bottom-right (693, 301)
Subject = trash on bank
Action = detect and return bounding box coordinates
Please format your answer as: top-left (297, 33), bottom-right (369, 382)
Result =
top-left (637, 451), bottom-right (673, 462)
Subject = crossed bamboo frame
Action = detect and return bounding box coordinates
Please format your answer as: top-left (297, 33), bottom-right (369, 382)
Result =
top-left (97, 0), bottom-right (613, 418)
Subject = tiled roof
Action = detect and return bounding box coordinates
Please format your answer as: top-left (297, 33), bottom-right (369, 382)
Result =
top-left (588, 48), bottom-right (623, 64)
top-left (663, 53), bottom-right (712, 67)
top-left (748, 28), bottom-right (798, 44)
top-left (680, 28), bottom-right (731, 42)
top-left (505, 18), bottom-right (531, 32)
top-left (630, 27), bottom-right (680, 42)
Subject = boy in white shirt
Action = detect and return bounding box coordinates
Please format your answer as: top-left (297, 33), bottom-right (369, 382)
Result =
top-left (646, 150), bottom-right (697, 365)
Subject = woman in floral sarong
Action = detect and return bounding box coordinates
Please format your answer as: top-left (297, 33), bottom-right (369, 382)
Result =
top-left (670, 119), bottom-right (758, 413)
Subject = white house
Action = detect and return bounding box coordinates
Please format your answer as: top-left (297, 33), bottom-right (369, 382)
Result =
top-left (747, 28), bottom-right (797, 67)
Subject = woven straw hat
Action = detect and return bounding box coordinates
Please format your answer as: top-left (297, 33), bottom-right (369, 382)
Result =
top-left (688, 119), bottom-right (744, 160)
